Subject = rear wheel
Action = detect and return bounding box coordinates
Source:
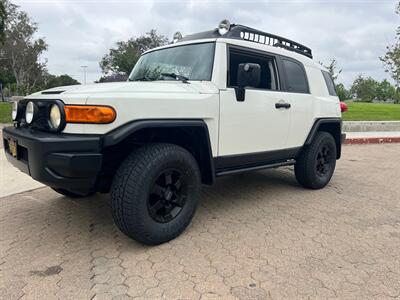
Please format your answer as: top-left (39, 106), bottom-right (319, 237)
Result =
top-left (111, 143), bottom-right (201, 245)
top-left (295, 131), bottom-right (337, 189)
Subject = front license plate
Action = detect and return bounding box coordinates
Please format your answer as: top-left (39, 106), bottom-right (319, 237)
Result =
top-left (8, 138), bottom-right (18, 158)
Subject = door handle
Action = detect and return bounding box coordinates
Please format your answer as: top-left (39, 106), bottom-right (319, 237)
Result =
top-left (275, 102), bottom-right (291, 109)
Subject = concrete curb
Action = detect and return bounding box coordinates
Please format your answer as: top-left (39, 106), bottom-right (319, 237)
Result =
top-left (345, 136), bottom-right (400, 144)
top-left (343, 121), bottom-right (400, 132)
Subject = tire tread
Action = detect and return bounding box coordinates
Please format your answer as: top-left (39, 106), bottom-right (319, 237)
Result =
top-left (295, 131), bottom-right (336, 189)
top-left (111, 143), bottom-right (200, 245)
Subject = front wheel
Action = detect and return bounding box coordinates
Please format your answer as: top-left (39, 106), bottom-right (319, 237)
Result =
top-left (295, 132), bottom-right (337, 189)
top-left (111, 143), bottom-right (201, 245)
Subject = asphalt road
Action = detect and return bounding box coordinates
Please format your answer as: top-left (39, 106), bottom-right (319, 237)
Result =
top-left (1, 144), bottom-right (399, 299)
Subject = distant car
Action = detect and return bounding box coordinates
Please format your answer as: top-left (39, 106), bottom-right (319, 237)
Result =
top-left (3, 20), bottom-right (345, 245)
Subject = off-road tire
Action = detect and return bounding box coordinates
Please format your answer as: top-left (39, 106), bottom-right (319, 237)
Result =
top-left (51, 188), bottom-right (94, 198)
top-left (295, 131), bottom-right (337, 189)
top-left (110, 143), bottom-right (201, 245)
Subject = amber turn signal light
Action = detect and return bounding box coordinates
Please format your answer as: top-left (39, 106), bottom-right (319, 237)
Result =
top-left (64, 105), bottom-right (116, 124)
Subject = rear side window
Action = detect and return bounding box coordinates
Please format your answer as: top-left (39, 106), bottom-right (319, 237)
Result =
top-left (322, 71), bottom-right (337, 96)
top-left (282, 59), bottom-right (309, 93)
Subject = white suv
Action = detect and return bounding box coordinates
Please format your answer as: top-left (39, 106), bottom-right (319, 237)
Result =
top-left (3, 20), bottom-right (345, 245)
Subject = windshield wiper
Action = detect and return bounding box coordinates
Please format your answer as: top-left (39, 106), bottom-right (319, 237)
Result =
top-left (129, 76), bottom-right (154, 82)
top-left (160, 73), bottom-right (190, 83)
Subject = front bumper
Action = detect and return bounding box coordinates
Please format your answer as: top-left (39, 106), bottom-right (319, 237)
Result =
top-left (2, 126), bottom-right (102, 194)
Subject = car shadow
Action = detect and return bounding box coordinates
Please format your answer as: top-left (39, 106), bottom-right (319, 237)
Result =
top-left (62, 168), bottom-right (298, 213)
top-left (40, 167), bottom-right (306, 246)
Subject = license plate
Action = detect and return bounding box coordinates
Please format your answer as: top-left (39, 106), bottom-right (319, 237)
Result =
top-left (8, 138), bottom-right (18, 158)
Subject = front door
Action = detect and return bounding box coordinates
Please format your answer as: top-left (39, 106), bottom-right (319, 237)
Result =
top-left (218, 46), bottom-right (291, 156)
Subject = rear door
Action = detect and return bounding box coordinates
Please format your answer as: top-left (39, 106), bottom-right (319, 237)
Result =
top-left (279, 58), bottom-right (314, 148)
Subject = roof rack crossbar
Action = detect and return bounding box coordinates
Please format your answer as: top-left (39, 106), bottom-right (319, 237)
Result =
top-left (231, 25), bottom-right (312, 59)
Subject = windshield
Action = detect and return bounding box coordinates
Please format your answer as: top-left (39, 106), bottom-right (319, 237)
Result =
top-left (128, 42), bottom-right (215, 82)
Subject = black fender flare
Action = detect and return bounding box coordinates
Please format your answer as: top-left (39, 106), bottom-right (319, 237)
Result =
top-left (304, 118), bottom-right (343, 159)
top-left (102, 119), bottom-right (216, 184)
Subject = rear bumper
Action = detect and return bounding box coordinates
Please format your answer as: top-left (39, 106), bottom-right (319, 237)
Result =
top-left (2, 126), bottom-right (102, 194)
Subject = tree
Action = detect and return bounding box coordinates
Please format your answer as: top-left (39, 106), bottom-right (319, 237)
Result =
top-left (335, 83), bottom-right (350, 101)
top-left (320, 59), bottom-right (342, 83)
top-left (320, 59), bottom-right (349, 100)
top-left (380, 1), bottom-right (400, 87)
top-left (97, 73), bottom-right (128, 83)
top-left (350, 75), bottom-right (379, 102)
top-left (0, 0), bottom-right (13, 87)
top-left (43, 74), bottom-right (80, 89)
top-left (0, 0), bottom-right (47, 89)
top-left (376, 79), bottom-right (396, 102)
top-left (381, 44), bottom-right (400, 87)
top-left (0, 0), bottom-right (6, 43)
top-left (0, 1), bottom-right (78, 97)
top-left (100, 30), bottom-right (168, 76)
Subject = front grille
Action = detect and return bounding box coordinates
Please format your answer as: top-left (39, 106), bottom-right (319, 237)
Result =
top-left (2, 138), bottom-right (27, 161)
top-left (18, 145), bottom-right (29, 162)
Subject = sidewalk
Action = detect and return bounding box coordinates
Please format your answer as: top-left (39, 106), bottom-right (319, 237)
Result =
top-left (0, 150), bottom-right (44, 198)
top-left (343, 121), bottom-right (400, 132)
top-left (0, 125), bottom-right (44, 197)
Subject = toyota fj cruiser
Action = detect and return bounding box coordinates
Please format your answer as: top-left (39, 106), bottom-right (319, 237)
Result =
top-left (3, 20), bottom-right (345, 245)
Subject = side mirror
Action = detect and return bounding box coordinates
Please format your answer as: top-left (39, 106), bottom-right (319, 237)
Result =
top-left (235, 63), bottom-right (261, 101)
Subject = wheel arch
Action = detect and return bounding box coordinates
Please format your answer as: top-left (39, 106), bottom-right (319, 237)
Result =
top-left (101, 120), bottom-right (215, 187)
top-left (304, 118), bottom-right (342, 159)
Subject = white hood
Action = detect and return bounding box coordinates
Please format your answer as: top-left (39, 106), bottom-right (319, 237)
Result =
top-left (32, 81), bottom-right (219, 97)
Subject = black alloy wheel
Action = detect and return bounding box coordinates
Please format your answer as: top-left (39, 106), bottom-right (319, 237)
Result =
top-left (316, 145), bottom-right (334, 178)
top-left (110, 143), bottom-right (201, 245)
top-left (295, 131), bottom-right (337, 189)
top-left (148, 169), bottom-right (188, 223)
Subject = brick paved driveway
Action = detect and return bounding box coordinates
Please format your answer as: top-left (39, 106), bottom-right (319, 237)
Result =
top-left (1, 144), bottom-right (399, 299)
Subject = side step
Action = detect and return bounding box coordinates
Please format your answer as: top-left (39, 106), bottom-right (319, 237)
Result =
top-left (215, 160), bottom-right (296, 177)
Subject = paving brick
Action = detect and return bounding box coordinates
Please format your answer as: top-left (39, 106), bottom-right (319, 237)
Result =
top-left (1, 144), bottom-right (399, 299)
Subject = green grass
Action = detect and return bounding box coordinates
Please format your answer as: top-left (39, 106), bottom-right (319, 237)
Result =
top-left (0, 102), bottom-right (12, 124)
top-left (342, 102), bottom-right (400, 121)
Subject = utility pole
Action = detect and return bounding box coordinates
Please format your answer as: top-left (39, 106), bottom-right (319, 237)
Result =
top-left (80, 66), bottom-right (88, 84)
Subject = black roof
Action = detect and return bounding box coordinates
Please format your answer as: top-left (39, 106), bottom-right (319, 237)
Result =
top-left (179, 24), bottom-right (313, 59)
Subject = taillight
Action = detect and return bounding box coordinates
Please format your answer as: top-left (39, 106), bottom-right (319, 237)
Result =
top-left (340, 102), bottom-right (348, 113)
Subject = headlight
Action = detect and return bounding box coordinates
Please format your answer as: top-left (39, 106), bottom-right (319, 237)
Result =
top-left (49, 104), bottom-right (61, 129)
top-left (25, 101), bottom-right (35, 124)
top-left (11, 101), bottom-right (19, 120)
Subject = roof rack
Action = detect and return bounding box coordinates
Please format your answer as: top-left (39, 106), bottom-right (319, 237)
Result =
top-left (230, 25), bottom-right (312, 59)
top-left (178, 23), bottom-right (313, 59)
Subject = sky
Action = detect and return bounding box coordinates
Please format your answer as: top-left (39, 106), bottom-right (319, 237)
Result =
top-left (13, 0), bottom-right (400, 87)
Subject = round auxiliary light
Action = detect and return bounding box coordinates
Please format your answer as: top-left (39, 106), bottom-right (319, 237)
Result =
top-left (49, 104), bottom-right (62, 129)
top-left (218, 19), bottom-right (231, 35)
top-left (11, 101), bottom-right (19, 121)
top-left (173, 32), bottom-right (183, 43)
top-left (25, 101), bottom-right (35, 124)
